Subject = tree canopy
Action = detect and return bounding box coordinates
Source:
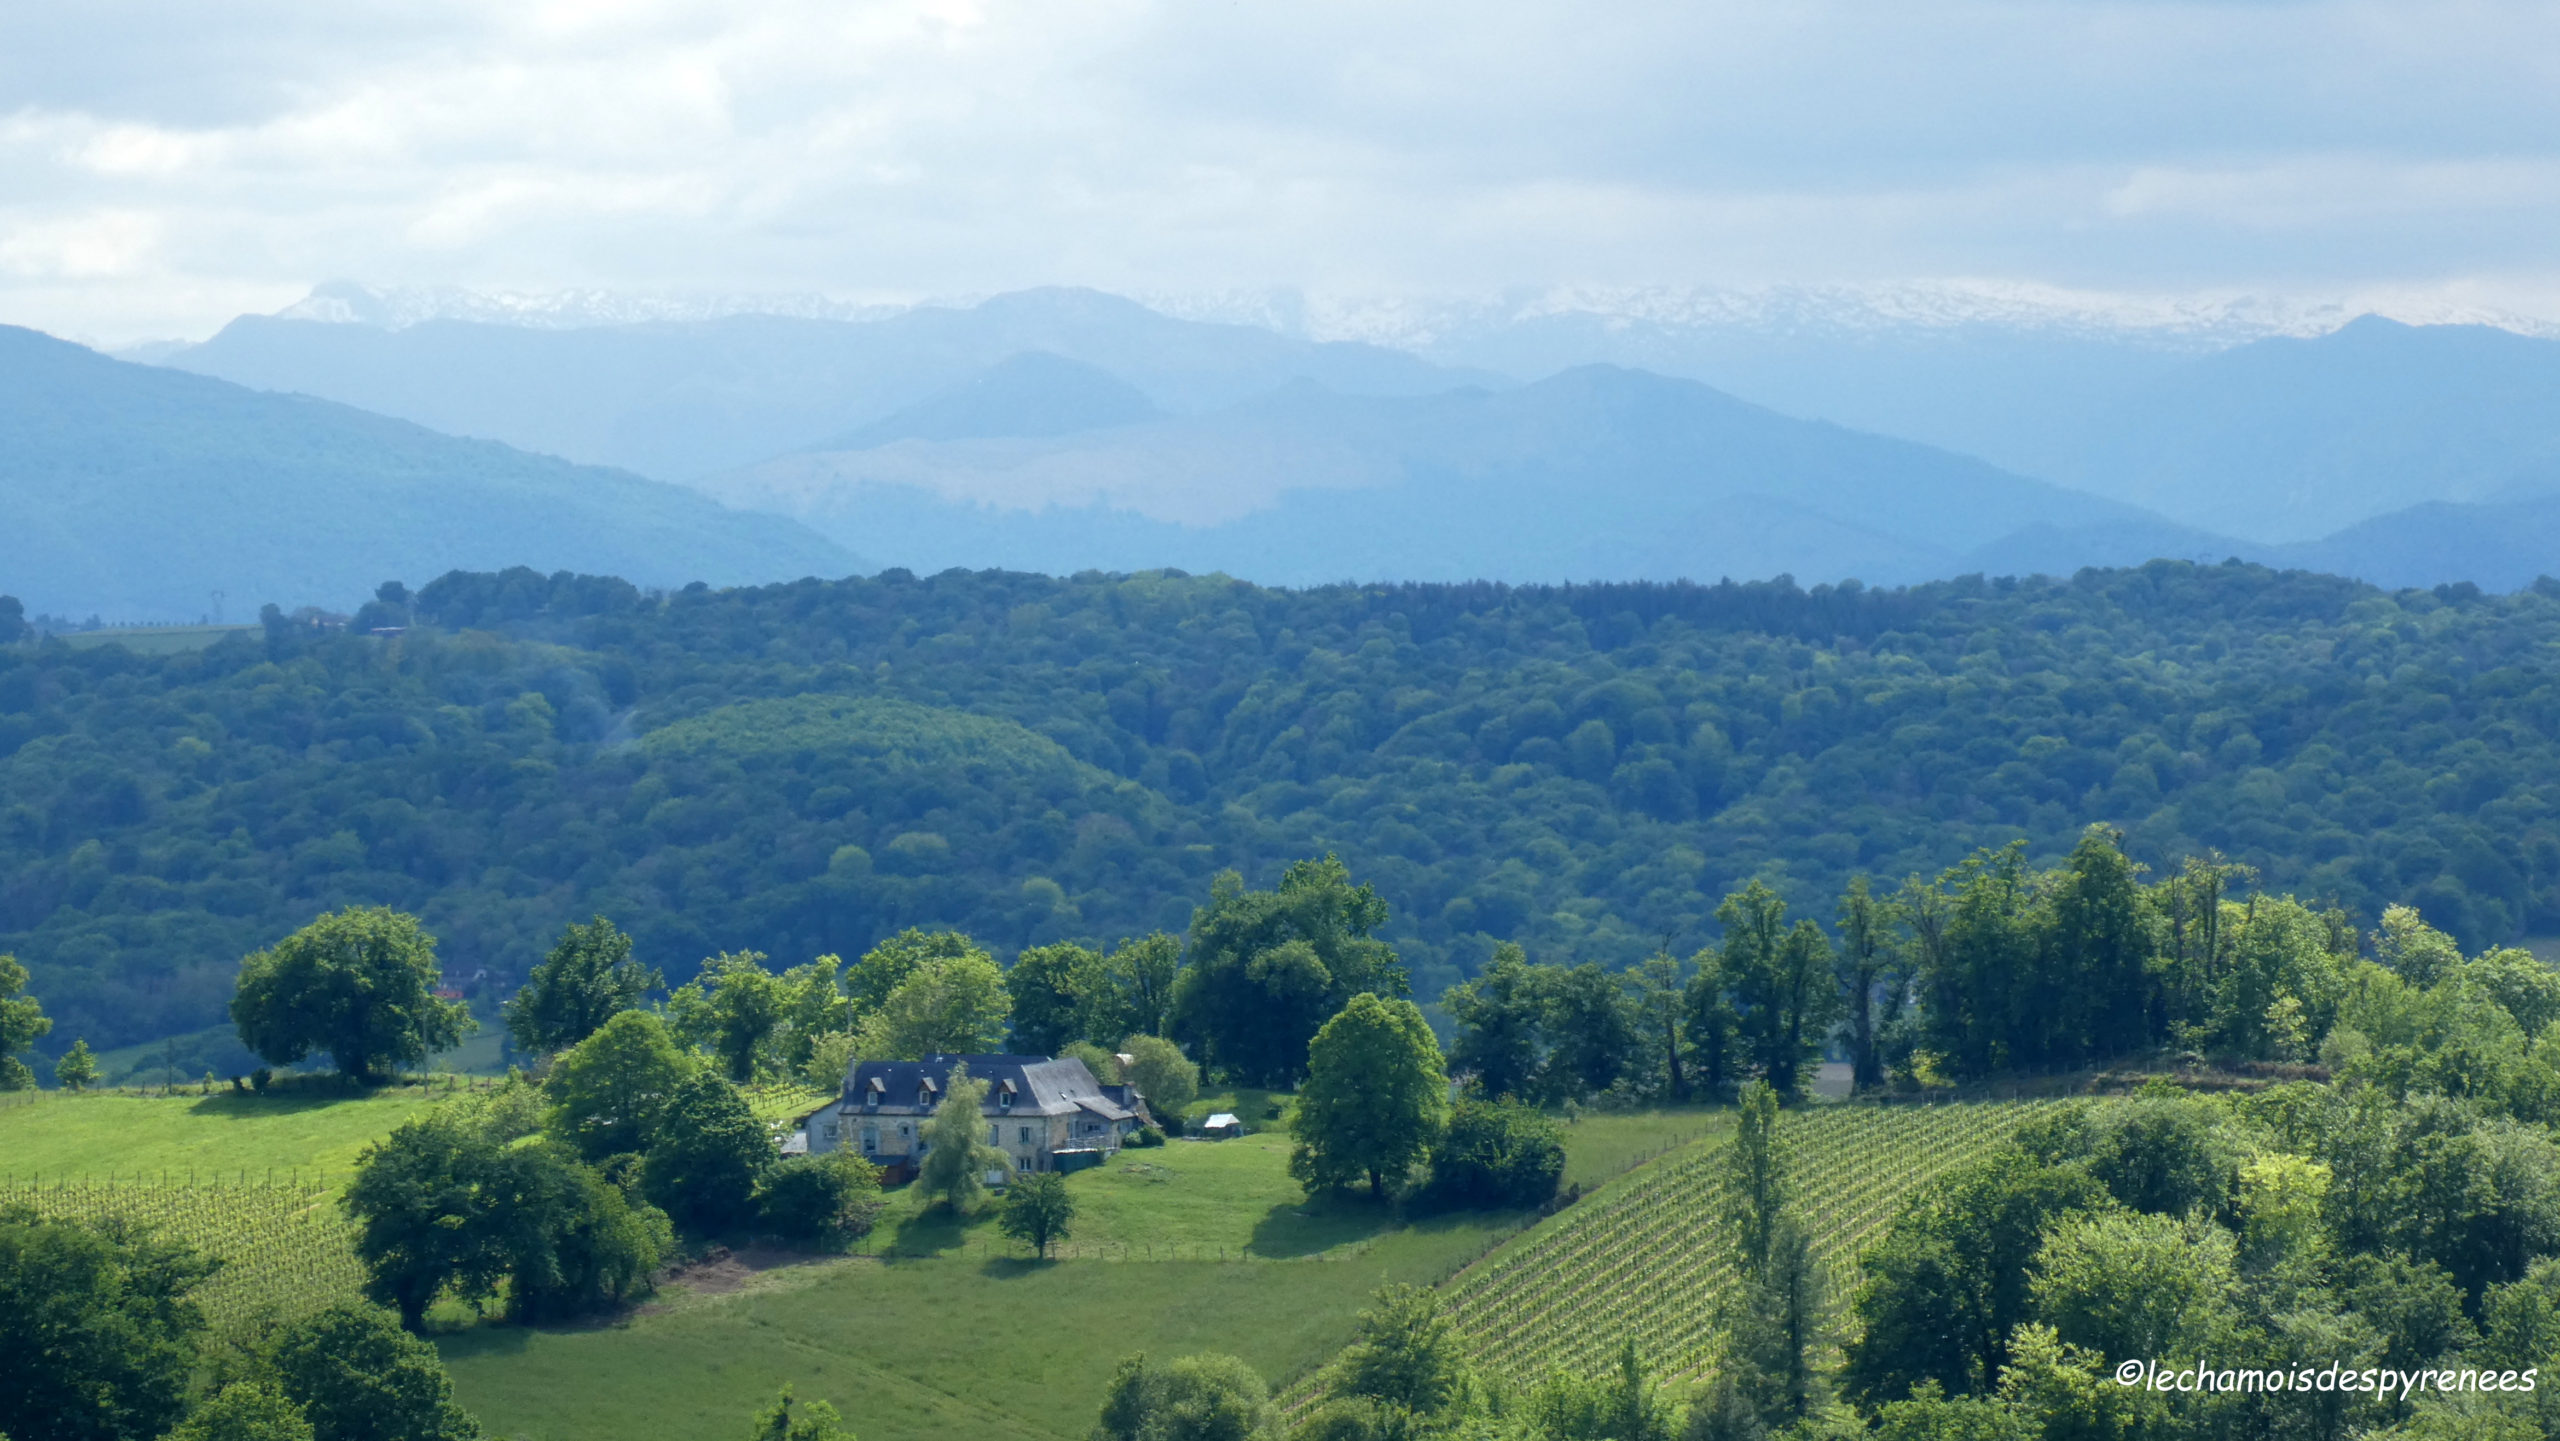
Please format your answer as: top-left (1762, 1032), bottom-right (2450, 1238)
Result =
top-left (230, 907), bottom-right (471, 1083)
top-left (0, 954), bottom-right (52, 1090)
top-left (1176, 857), bottom-right (1408, 1087)
top-left (503, 916), bottom-right (658, 1056)
top-left (13, 563), bottom-right (2560, 1073)
top-left (1290, 993), bottom-right (1448, 1199)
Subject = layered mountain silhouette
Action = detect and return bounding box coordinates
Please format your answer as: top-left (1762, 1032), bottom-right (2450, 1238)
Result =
top-left (39, 288), bottom-right (2560, 608)
top-left (161, 288), bottom-right (1488, 480)
top-left (702, 363), bottom-right (2228, 587)
top-left (0, 326), bottom-right (856, 619)
top-left (2041, 317), bottom-right (2560, 543)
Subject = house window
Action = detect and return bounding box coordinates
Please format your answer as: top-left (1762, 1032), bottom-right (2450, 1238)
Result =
top-left (1018, 1125), bottom-right (1032, 1144)
top-left (989, 1123), bottom-right (1000, 1145)
top-left (862, 1126), bottom-right (879, 1153)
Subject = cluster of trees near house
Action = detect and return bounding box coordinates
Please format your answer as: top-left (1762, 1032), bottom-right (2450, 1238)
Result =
top-left (10, 560), bottom-right (2560, 1071)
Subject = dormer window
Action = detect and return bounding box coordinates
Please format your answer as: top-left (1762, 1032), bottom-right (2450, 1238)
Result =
top-left (863, 1076), bottom-right (884, 1110)
top-left (997, 1079), bottom-right (1017, 1111)
top-left (918, 1077), bottom-right (939, 1108)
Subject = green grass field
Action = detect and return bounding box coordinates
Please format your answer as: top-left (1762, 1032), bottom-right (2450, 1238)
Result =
top-left (1552, 1107), bottom-right (1730, 1193)
top-left (856, 1126), bottom-right (1519, 1264)
top-left (0, 1075), bottom-right (2031, 1438)
top-left (432, 1101), bottom-right (1729, 1440)
top-left (440, 1223), bottom-right (1508, 1441)
top-left (0, 1087), bottom-right (450, 1183)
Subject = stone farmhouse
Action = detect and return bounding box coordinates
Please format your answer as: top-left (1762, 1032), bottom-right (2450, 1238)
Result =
top-left (804, 1053), bottom-right (1148, 1182)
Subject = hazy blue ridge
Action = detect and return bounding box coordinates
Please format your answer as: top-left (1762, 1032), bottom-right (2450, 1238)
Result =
top-left (0, 325), bottom-right (861, 619)
top-left (160, 287), bottom-right (1499, 480)
top-left (714, 363), bottom-right (2215, 587)
top-left (821, 350), bottom-right (1164, 449)
top-left (2042, 316), bottom-right (2560, 542)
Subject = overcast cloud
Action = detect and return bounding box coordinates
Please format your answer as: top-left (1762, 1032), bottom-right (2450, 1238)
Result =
top-left (3, 0), bottom-right (2557, 344)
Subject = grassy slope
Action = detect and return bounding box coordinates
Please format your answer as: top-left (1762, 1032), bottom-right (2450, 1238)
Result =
top-left (439, 1126), bottom-right (1526, 1441)
top-left (0, 1087), bottom-right (446, 1182)
top-left (441, 1233), bottom-right (1502, 1441)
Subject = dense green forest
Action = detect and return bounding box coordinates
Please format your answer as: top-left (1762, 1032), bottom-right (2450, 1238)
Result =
top-left (4, 560), bottom-right (2558, 1062)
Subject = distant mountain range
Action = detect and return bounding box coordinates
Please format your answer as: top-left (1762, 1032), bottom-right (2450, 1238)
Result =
top-left (2042, 317), bottom-right (2560, 543)
top-left (161, 288), bottom-right (1489, 481)
top-left (6, 286), bottom-right (2552, 612)
top-left (700, 362), bottom-right (2221, 587)
top-left (0, 326), bottom-right (856, 619)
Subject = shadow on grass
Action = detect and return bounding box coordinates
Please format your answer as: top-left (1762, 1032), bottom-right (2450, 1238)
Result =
top-left (1246, 1192), bottom-right (1399, 1259)
top-left (978, 1255), bottom-right (1057, 1279)
top-left (433, 1323), bottom-right (535, 1362)
top-left (876, 1203), bottom-right (981, 1259)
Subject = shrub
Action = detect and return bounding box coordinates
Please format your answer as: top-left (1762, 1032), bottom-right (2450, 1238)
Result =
top-left (1129, 1126), bottom-right (1167, 1148)
top-left (1424, 1096), bottom-right (1565, 1210)
top-left (998, 1172), bottom-right (1076, 1259)
top-left (1119, 1034), bottom-right (1200, 1118)
top-left (756, 1153), bottom-right (885, 1245)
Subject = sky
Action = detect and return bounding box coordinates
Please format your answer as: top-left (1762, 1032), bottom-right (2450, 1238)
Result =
top-left (4, 0), bottom-right (2558, 346)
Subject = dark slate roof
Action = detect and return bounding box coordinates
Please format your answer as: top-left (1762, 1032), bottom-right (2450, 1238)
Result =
top-left (840, 1053), bottom-right (1140, 1122)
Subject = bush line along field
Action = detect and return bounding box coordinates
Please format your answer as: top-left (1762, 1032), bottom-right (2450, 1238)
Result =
top-left (13, 561), bottom-right (2560, 1061)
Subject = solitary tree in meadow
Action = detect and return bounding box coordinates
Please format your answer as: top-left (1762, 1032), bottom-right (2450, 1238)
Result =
top-left (1289, 993), bottom-right (1447, 1200)
top-left (230, 909), bottom-right (471, 1084)
top-left (53, 1038), bottom-right (98, 1092)
top-left (999, 1171), bottom-right (1076, 1259)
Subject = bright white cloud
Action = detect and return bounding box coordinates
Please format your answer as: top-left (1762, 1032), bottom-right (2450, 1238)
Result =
top-left (0, 0), bottom-right (2555, 343)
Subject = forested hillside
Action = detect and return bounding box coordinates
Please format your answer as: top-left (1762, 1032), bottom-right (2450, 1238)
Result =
top-left (5, 559), bottom-right (2557, 1060)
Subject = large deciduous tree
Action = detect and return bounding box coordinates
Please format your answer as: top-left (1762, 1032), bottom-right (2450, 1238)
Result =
top-left (1085, 933), bottom-right (1184, 1045)
top-left (231, 908), bottom-right (472, 1084)
top-left (1834, 877), bottom-right (1901, 1094)
top-left (1715, 883), bottom-right (1842, 1097)
top-left (1842, 1150), bottom-right (2112, 1410)
top-left (1174, 857), bottom-right (1407, 1087)
top-left (343, 1108), bottom-right (669, 1329)
top-left (544, 1009), bottom-right (697, 1162)
top-left (1442, 943), bottom-right (1542, 1101)
top-left (264, 1305), bottom-right (480, 1441)
top-left (0, 1209), bottom-right (215, 1441)
top-left (1290, 994), bottom-right (1447, 1200)
top-left (1006, 942), bottom-right (1099, 1055)
top-left (169, 1382), bottom-right (315, 1441)
top-left (0, 954), bottom-right (51, 1091)
top-left (641, 1071), bottom-right (773, 1233)
top-left (666, 951), bottom-right (785, 1083)
top-left (854, 953), bottom-right (1011, 1061)
top-left (503, 916), bottom-right (659, 1056)
top-left (844, 930), bottom-right (986, 1022)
